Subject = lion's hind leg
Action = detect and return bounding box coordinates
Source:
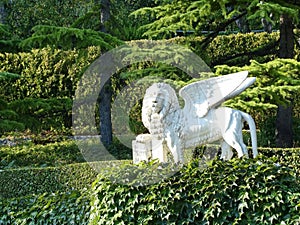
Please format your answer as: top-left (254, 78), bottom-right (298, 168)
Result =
top-left (220, 140), bottom-right (233, 160)
top-left (221, 110), bottom-right (249, 159)
top-left (222, 131), bottom-right (248, 159)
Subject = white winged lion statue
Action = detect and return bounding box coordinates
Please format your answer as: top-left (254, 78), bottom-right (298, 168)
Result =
top-left (133, 71), bottom-right (258, 164)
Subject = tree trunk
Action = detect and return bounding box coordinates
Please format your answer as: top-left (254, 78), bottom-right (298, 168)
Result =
top-left (276, 14), bottom-right (294, 147)
top-left (0, 1), bottom-right (7, 24)
top-left (99, 80), bottom-right (113, 146)
top-left (96, 0), bottom-right (113, 146)
top-left (100, 0), bottom-right (110, 32)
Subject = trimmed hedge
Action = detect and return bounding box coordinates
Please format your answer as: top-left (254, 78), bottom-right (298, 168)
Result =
top-left (0, 46), bottom-right (102, 100)
top-left (0, 140), bottom-right (84, 169)
top-left (128, 32), bottom-right (282, 67)
top-left (204, 32), bottom-right (280, 66)
top-left (0, 160), bottom-right (131, 199)
top-left (0, 32), bottom-right (287, 101)
top-left (0, 163), bottom-right (95, 199)
top-left (90, 155), bottom-right (300, 224)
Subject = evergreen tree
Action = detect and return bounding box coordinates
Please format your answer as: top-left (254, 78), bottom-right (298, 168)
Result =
top-left (99, 0), bottom-right (110, 32)
top-left (0, 0), bottom-right (7, 24)
top-left (276, 13), bottom-right (295, 147)
top-left (132, 0), bottom-right (299, 46)
top-left (19, 25), bottom-right (122, 51)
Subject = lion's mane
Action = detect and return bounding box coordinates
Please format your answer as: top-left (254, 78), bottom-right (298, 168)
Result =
top-left (142, 83), bottom-right (181, 134)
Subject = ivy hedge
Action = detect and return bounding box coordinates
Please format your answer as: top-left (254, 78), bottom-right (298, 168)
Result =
top-left (0, 190), bottom-right (91, 225)
top-left (0, 163), bottom-right (96, 199)
top-left (0, 148), bottom-right (300, 224)
top-left (90, 156), bottom-right (300, 225)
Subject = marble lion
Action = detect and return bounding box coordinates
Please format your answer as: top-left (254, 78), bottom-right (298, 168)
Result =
top-left (141, 71), bottom-right (258, 163)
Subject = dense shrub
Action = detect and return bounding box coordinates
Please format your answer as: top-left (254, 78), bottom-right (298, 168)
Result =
top-left (90, 156), bottom-right (300, 224)
top-left (127, 32), bottom-right (281, 67)
top-left (257, 116), bottom-right (300, 147)
top-left (0, 97), bottom-right (72, 134)
top-left (203, 32), bottom-right (279, 66)
top-left (0, 72), bottom-right (20, 100)
top-left (19, 25), bottom-right (123, 51)
top-left (0, 163), bottom-right (96, 198)
top-left (0, 46), bottom-right (101, 99)
top-left (0, 33), bottom-right (291, 102)
top-left (5, 0), bottom-right (95, 38)
top-left (0, 98), bottom-right (25, 134)
top-left (8, 97), bottom-right (72, 132)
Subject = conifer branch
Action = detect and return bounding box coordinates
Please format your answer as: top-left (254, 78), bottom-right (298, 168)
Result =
top-left (211, 39), bottom-right (280, 66)
top-left (200, 11), bottom-right (248, 50)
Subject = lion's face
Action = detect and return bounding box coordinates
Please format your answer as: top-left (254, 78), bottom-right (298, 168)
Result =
top-left (142, 83), bottom-right (179, 130)
top-left (148, 91), bottom-right (165, 114)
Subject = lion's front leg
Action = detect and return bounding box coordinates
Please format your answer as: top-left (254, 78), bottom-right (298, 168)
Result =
top-left (165, 131), bottom-right (184, 164)
top-left (151, 137), bottom-right (166, 162)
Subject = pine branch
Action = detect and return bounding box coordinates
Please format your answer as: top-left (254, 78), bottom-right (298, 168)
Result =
top-left (294, 34), bottom-right (300, 50)
top-left (200, 11), bottom-right (248, 50)
top-left (211, 39), bottom-right (280, 66)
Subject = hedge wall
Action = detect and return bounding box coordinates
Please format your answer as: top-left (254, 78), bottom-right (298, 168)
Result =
top-left (128, 32), bottom-right (283, 67)
top-left (0, 46), bottom-right (101, 100)
top-left (0, 32), bottom-right (285, 101)
top-left (0, 160), bottom-right (130, 199)
top-left (0, 141), bottom-right (84, 169)
top-left (0, 163), bottom-right (96, 199)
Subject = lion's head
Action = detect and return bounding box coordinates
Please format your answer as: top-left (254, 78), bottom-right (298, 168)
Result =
top-left (142, 83), bottom-right (180, 131)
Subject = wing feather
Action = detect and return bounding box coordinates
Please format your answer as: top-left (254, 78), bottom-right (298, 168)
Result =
top-left (179, 71), bottom-right (254, 117)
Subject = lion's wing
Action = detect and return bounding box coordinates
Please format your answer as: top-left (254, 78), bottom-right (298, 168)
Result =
top-left (179, 71), bottom-right (255, 117)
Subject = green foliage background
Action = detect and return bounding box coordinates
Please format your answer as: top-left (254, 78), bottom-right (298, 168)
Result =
top-left (4, 0), bottom-right (94, 38)
top-left (0, 0), bottom-right (299, 224)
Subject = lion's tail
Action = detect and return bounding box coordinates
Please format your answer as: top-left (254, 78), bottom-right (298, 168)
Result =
top-left (240, 111), bottom-right (258, 158)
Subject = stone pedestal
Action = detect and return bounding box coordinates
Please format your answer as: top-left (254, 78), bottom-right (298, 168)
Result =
top-left (132, 134), bottom-right (168, 164)
top-left (132, 134), bottom-right (152, 164)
